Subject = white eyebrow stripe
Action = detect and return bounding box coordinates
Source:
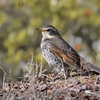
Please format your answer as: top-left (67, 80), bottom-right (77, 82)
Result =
top-left (41, 26), bottom-right (57, 32)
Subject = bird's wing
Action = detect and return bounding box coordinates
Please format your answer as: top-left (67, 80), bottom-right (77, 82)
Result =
top-left (50, 41), bottom-right (81, 68)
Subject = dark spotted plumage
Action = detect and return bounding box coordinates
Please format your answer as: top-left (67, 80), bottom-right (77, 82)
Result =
top-left (36, 25), bottom-right (100, 74)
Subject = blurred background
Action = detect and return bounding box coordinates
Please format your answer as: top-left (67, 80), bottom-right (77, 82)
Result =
top-left (0, 0), bottom-right (100, 82)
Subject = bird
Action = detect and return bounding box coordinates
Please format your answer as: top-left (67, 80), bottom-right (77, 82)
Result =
top-left (36, 25), bottom-right (100, 76)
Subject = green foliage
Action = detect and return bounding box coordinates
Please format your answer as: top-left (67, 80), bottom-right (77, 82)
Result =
top-left (0, 0), bottom-right (100, 79)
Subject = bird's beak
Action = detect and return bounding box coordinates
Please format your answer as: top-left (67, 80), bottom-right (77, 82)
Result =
top-left (36, 28), bottom-right (44, 32)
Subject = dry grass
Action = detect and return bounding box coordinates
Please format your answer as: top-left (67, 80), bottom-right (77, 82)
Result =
top-left (0, 52), bottom-right (100, 100)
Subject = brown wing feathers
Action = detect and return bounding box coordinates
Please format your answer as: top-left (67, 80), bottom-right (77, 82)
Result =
top-left (50, 47), bottom-right (80, 67)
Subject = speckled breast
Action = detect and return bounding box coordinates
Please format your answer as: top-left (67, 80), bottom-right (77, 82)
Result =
top-left (41, 41), bottom-right (62, 68)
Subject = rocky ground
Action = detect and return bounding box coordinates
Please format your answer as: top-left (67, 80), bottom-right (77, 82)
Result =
top-left (0, 70), bottom-right (100, 100)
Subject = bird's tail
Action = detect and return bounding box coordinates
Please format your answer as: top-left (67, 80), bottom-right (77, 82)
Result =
top-left (80, 57), bottom-right (100, 73)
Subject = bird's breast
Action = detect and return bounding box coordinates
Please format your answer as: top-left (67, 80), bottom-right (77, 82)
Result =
top-left (41, 40), bottom-right (62, 68)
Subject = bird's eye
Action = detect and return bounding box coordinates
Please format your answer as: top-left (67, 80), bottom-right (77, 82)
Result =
top-left (47, 29), bottom-right (50, 32)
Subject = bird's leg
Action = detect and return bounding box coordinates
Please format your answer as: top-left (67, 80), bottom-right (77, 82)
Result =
top-left (58, 57), bottom-right (67, 84)
top-left (61, 61), bottom-right (67, 84)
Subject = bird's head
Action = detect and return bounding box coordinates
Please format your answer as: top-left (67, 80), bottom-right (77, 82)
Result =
top-left (36, 25), bottom-right (60, 40)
